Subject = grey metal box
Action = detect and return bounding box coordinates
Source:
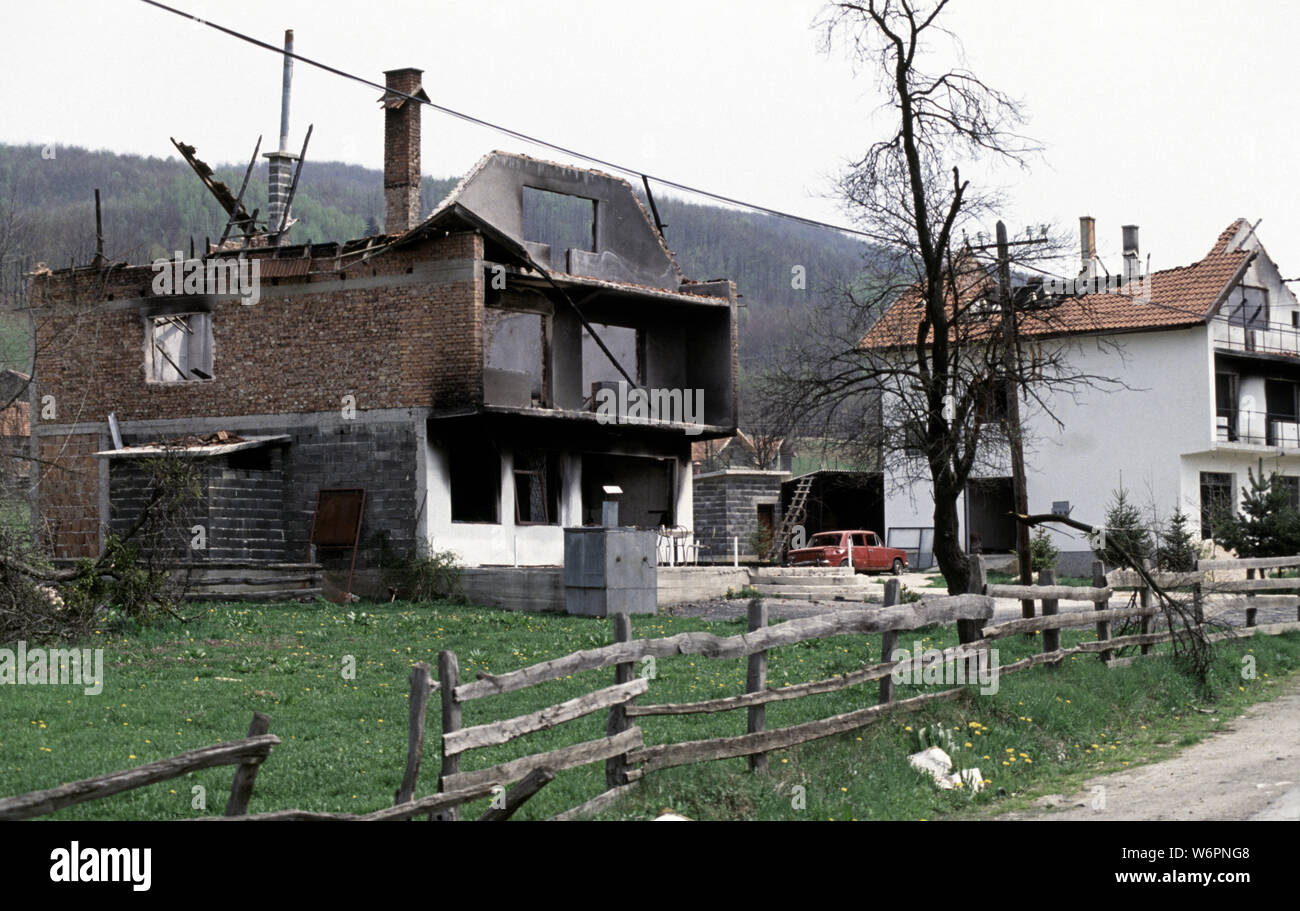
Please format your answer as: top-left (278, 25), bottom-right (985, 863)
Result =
top-left (563, 527), bottom-right (657, 617)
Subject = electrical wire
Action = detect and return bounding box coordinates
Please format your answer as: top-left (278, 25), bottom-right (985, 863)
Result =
top-left (137, 0), bottom-right (874, 240)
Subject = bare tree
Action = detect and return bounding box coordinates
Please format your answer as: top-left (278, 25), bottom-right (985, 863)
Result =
top-left (763, 1), bottom-right (1124, 597)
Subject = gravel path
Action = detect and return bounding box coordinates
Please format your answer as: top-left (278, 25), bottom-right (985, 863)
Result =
top-left (997, 674), bottom-right (1300, 821)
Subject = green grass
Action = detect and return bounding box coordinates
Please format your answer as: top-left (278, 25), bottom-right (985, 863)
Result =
top-left (2, 601), bottom-right (1297, 821)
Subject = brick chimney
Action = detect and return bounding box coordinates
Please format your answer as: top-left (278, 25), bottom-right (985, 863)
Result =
top-left (381, 68), bottom-right (429, 234)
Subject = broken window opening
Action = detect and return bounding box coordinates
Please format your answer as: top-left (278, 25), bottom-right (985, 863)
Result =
top-left (484, 309), bottom-right (548, 408)
top-left (450, 439), bottom-right (500, 523)
top-left (513, 450), bottom-right (561, 525)
top-left (1227, 285), bottom-right (1269, 331)
top-left (581, 323), bottom-right (640, 404)
top-left (146, 312), bottom-right (213, 383)
top-left (522, 186), bottom-right (596, 272)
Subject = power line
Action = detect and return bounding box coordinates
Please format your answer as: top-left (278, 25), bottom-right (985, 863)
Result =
top-left (137, 0), bottom-right (876, 241)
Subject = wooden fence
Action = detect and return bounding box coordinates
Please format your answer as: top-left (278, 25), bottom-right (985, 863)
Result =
top-left (5, 552), bottom-right (1297, 820)
top-left (424, 552), bottom-right (1300, 818)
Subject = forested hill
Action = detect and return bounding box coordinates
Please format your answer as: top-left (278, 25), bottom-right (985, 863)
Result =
top-left (0, 143), bottom-right (874, 372)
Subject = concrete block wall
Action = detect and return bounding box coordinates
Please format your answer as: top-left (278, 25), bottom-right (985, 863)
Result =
top-left (693, 470), bottom-right (787, 561)
top-left (205, 456), bottom-right (288, 561)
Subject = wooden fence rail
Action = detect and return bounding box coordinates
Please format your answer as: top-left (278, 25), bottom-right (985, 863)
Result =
top-left (0, 719), bottom-right (280, 821)
top-left (12, 552), bottom-right (1296, 822)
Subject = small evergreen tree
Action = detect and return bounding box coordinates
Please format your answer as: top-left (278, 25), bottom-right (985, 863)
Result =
top-left (1030, 527), bottom-right (1058, 572)
top-left (1096, 487), bottom-right (1153, 569)
top-left (1155, 508), bottom-right (1198, 572)
top-left (1211, 463), bottom-right (1300, 558)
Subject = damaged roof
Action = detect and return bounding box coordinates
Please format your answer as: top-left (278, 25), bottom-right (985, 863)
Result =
top-left (861, 218), bottom-right (1256, 349)
top-left (400, 150), bottom-right (687, 292)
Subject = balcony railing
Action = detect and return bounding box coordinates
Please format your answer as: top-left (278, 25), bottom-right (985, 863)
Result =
top-left (1212, 317), bottom-right (1300, 357)
top-left (1216, 409), bottom-right (1300, 448)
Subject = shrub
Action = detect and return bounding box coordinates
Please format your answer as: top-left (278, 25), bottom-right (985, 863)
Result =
top-left (391, 547), bottom-right (465, 603)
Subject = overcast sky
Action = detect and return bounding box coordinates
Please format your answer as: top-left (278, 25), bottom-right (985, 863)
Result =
top-left (2, 0), bottom-right (1296, 275)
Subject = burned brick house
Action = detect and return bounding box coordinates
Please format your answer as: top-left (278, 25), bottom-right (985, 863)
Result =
top-left (26, 68), bottom-right (739, 584)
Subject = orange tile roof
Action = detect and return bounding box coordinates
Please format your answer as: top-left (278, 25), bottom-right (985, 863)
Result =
top-left (861, 219), bottom-right (1255, 349)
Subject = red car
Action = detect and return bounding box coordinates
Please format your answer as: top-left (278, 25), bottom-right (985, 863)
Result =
top-left (788, 530), bottom-right (909, 575)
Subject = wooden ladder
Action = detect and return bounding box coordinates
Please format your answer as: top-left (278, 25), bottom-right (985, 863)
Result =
top-left (768, 476), bottom-right (814, 563)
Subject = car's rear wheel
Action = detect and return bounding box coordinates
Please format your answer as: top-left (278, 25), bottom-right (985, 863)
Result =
top-left (891, 558), bottom-right (904, 576)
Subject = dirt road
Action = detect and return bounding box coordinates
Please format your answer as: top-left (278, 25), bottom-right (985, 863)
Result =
top-left (998, 675), bottom-right (1300, 821)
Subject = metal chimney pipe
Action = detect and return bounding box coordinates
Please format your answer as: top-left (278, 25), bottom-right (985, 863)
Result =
top-left (1122, 225), bottom-right (1140, 283)
top-left (278, 29), bottom-right (293, 153)
top-left (265, 29), bottom-right (297, 237)
top-left (1079, 216), bottom-right (1097, 282)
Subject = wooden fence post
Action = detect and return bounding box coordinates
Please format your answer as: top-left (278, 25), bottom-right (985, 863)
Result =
top-left (1246, 567), bottom-right (1257, 628)
top-left (1139, 561), bottom-right (1153, 656)
top-left (1039, 568), bottom-right (1059, 659)
top-left (1192, 582), bottom-right (1204, 626)
top-left (746, 598), bottom-right (769, 773)
top-left (433, 650), bottom-right (461, 821)
top-left (224, 712), bottom-right (271, 817)
top-left (1092, 561), bottom-right (1112, 664)
top-left (395, 661), bottom-right (432, 807)
top-left (878, 578), bottom-right (900, 704)
top-left (605, 613), bottom-right (634, 788)
top-left (958, 554), bottom-right (986, 645)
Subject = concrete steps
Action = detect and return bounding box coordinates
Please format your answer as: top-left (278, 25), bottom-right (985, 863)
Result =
top-left (174, 561), bottom-right (324, 603)
top-left (748, 566), bottom-right (884, 600)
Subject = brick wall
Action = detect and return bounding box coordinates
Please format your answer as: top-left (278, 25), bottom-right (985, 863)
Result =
top-left (28, 232), bottom-right (484, 425)
top-left (38, 432), bottom-right (101, 558)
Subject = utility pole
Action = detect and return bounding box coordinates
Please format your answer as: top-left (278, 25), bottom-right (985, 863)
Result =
top-left (971, 221), bottom-right (1046, 621)
top-left (996, 220), bottom-right (1034, 621)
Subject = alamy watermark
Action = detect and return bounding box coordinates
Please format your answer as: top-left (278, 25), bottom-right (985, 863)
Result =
top-left (594, 381), bottom-right (705, 436)
top-left (0, 641), bottom-right (103, 695)
top-left (1041, 270), bottom-right (1152, 304)
top-left (151, 251), bottom-right (260, 306)
top-left (890, 640), bottom-right (1000, 695)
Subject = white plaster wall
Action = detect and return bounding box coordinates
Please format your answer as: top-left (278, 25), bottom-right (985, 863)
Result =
top-left (883, 325), bottom-right (1213, 556)
top-left (425, 439), bottom-right (691, 567)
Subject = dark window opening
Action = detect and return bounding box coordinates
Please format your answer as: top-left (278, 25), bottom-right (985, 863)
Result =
top-left (513, 449), bottom-right (561, 525)
top-left (228, 447), bottom-right (273, 472)
top-left (966, 477), bottom-right (1016, 552)
top-left (450, 440), bottom-right (500, 523)
top-left (580, 453), bottom-right (674, 527)
top-left (1265, 379), bottom-right (1299, 446)
top-left (1227, 285), bottom-right (1269, 331)
top-left (975, 378), bottom-right (1010, 424)
top-left (1281, 476), bottom-right (1300, 511)
top-left (1216, 372), bottom-right (1239, 441)
top-left (1200, 471), bottom-right (1234, 539)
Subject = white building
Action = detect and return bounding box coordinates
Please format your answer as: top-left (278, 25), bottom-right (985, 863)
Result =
top-left (873, 218), bottom-right (1300, 573)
